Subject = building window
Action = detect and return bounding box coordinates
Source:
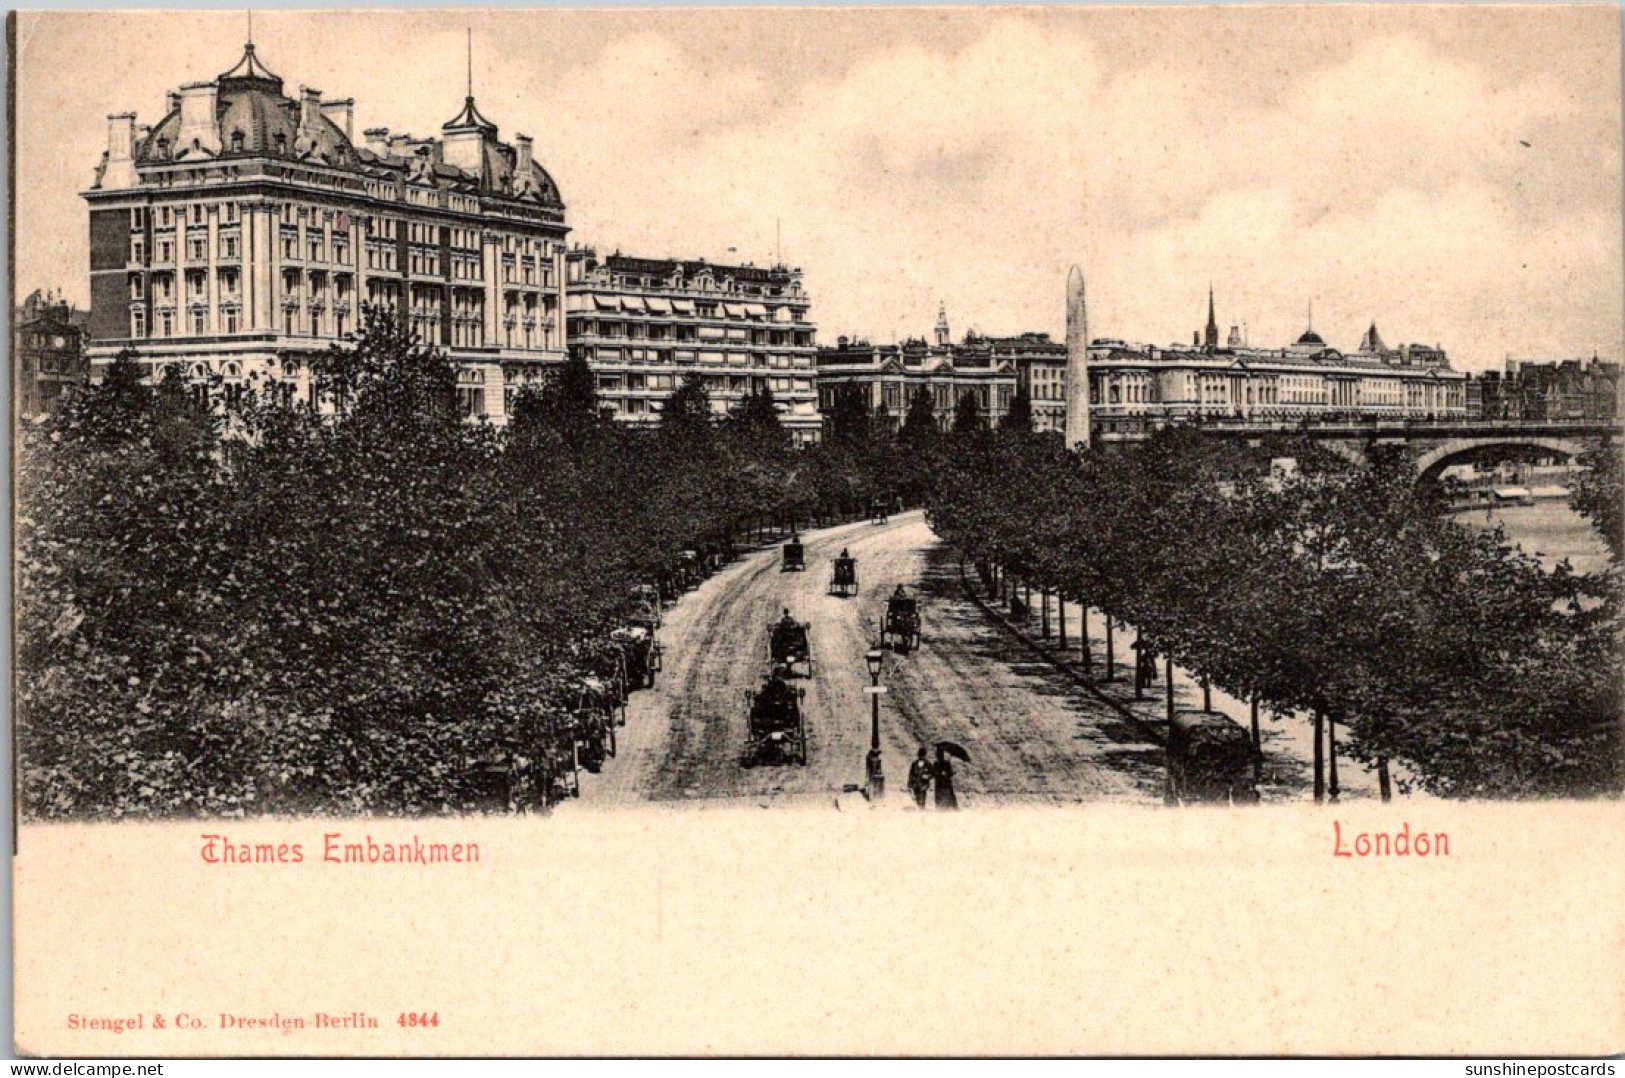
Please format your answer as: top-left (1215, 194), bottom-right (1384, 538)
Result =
top-left (158, 311), bottom-right (173, 338)
top-left (219, 234), bottom-right (239, 259)
top-left (308, 233), bottom-right (324, 262)
top-left (190, 308), bottom-right (206, 335)
top-left (282, 230), bottom-right (298, 260)
top-left (285, 309), bottom-right (296, 335)
top-left (224, 307), bottom-right (239, 334)
top-left (223, 201), bottom-right (238, 224)
top-left (130, 207), bottom-right (146, 230)
top-left (130, 308), bottom-right (145, 338)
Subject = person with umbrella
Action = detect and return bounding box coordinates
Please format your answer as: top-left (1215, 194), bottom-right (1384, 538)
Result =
top-left (934, 741), bottom-right (969, 810)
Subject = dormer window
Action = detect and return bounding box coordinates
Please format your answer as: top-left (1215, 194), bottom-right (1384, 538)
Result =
top-left (274, 133), bottom-right (287, 155)
top-left (157, 138), bottom-right (170, 159)
top-left (231, 130), bottom-right (244, 153)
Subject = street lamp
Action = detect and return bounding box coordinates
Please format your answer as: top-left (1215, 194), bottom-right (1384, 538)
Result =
top-left (865, 647), bottom-right (885, 799)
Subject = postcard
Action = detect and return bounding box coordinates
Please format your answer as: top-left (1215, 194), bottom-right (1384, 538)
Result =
top-left (10, 5), bottom-right (1623, 1057)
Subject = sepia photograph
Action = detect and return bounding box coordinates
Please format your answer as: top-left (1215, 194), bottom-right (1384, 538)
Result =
top-left (7, 3), bottom-right (1623, 1058)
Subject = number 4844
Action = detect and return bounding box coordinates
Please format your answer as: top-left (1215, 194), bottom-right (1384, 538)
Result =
top-left (397, 1013), bottom-right (440, 1028)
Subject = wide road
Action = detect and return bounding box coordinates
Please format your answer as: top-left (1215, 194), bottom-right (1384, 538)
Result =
top-left (581, 511), bottom-right (1163, 809)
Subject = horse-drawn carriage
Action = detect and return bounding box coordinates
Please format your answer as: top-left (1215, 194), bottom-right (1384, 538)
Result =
top-left (781, 533), bottom-right (806, 573)
top-left (829, 549), bottom-right (858, 598)
top-left (629, 583), bottom-right (663, 627)
top-left (743, 672), bottom-right (808, 766)
top-left (869, 497), bottom-right (891, 525)
top-left (768, 610), bottom-right (814, 678)
top-left (878, 587), bottom-right (921, 652)
top-left (572, 677), bottom-right (619, 773)
top-left (1166, 710), bottom-right (1259, 805)
top-left (613, 624), bottom-right (662, 689)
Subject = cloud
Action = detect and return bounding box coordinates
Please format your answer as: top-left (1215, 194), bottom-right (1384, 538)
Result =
top-left (14, 9), bottom-right (1621, 370)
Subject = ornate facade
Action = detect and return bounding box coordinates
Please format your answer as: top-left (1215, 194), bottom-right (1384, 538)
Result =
top-left (564, 249), bottom-right (821, 444)
top-left (816, 311), bottom-right (1018, 431)
top-left (82, 43), bottom-right (568, 420)
top-left (13, 289), bottom-right (90, 420)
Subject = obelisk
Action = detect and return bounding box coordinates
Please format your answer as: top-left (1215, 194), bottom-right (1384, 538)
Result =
top-left (1064, 265), bottom-right (1091, 449)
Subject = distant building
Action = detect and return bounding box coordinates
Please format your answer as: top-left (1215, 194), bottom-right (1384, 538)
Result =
top-left (1081, 293), bottom-right (1467, 440)
top-left (14, 289), bottom-right (90, 419)
top-left (1476, 356), bottom-right (1623, 421)
top-left (988, 332), bottom-right (1067, 433)
top-left (564, 248), bottom-right (820, 444)
top-left (82, 41), bottom-right (569, 422)
top-left (816, 310), bottom-right (1017, 431)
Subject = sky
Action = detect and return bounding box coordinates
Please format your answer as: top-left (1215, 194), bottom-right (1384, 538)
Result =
top-left (12, 6), bottom-right (1623, 372)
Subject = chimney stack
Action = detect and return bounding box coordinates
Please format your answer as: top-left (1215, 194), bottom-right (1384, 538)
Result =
top-left (514, 133), bottom-right (533, 171)
top-left (321, 98), bottom-right (355, 140)
top-left (364, 127), bottom-right (391, 155)
top-left (177, 82), bottom-right (221, 155)
top-left (102, 112), bottom-right (138, 189)
top-left (299, 85), bottom-right (323, 131)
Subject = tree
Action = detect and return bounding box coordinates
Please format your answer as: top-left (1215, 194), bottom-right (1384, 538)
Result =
top-left (1570, 442), bottom-right (1623, 561)
top-left (952, 390), bottom-right (983, 435)
top-left (1001, 385), bottom-right (1033, 433)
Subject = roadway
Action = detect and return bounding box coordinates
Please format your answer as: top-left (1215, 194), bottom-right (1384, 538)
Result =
top-left (580, 511), bottom-right (1163, 809)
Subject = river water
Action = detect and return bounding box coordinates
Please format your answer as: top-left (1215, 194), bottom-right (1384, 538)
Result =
top-left (1454, 500), bottom-right (1613, 575)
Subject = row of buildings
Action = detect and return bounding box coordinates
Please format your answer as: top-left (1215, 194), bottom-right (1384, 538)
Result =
top-left (28, 41), bottom-right (1618, 438)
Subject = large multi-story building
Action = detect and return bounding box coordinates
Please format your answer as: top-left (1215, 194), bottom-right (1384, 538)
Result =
top-left (81, 41), bottom-right (569, 420)
top-left (814, 306), bottom-right (1019, 431)
top-left (1076, 295), bottom-right (1467, 441)
top-left (563, 248), bottom-right (821, 444)
top-left (1470, 356), bottom-right (1621, 421)
top-left (13, 289), bottom-right (90, 420)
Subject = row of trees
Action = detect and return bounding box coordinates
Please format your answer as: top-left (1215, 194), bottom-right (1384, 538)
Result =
top-left (14, 312), bottom-right (916, 819)
top-left (928, 423), bottom-right (1623, 798)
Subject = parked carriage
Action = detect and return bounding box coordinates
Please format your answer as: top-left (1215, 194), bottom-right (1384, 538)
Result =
top-left (781, 533), bottom-right (806, 572)
top-left (829, 550), bottom-right (859, 597)
top-left (573, 678), bottom-right (619, 772)
top-left (768, 610), bottom-right (814, 678)
top-left (629, 583), bottom-right (663, 628)
top-left (869, 498), bottom-right (891, 525)
top-left (613, 624), bottom-right (662, 689)
top-left (879, 588), bottom-right (921, 652)
top-left (1166, 710), bottom-right (1259, 805)
top-left (743, 673), bottom-right (808, 766)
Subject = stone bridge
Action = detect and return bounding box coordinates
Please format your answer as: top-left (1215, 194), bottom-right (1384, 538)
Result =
top-left (1190, 418), bottom-right (1618, 481)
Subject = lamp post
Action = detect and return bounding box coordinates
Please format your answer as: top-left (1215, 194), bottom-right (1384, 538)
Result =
top-left (865, 647), bottom-right (885, 799)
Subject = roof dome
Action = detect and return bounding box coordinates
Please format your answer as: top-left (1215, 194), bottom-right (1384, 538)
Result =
top-left (135, 44), bottom-right (356, 167)
top-left (1295, 328), bottom-right (1326, 347)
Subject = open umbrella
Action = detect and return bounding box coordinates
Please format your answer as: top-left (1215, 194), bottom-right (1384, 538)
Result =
top-left (936, 740), bottom-right (971, 763)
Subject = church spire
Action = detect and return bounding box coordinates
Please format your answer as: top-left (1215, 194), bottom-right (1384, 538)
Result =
top-left (1203, 284), bottom-right (1219, 350)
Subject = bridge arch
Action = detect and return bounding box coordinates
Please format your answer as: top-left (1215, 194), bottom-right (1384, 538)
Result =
top-left (1414, 437), bottom-right (1585, 483)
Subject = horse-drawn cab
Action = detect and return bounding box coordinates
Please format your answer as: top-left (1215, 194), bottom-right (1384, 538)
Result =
top-left (743, 670), bottom-right (808, 766)
top-left (613, 624), bottom-right (662, 689)
top-left (781, 533), bottom-right (806, 573)
top-left (869, 497), bottom-right (891, 525)
top-left (1166, 710), bottom-right (1259, 805)
top-left (830, 549), bottom-right (858, 598)
top-left (879, 586), bottom-right (921, 653)
top-left (629, 583), bottom-right (663, 627)
top-left (573, 677), bottom-right (619, 773)
top-left (675, 549), bottom-right (701, 591)
top-left (768, 609), bottom-right (814, 678)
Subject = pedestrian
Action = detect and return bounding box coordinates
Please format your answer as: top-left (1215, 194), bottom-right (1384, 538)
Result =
top-left (933, 745), bottom-right (959, 811)
top-left (907, 746), bottom-right (933, 808)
